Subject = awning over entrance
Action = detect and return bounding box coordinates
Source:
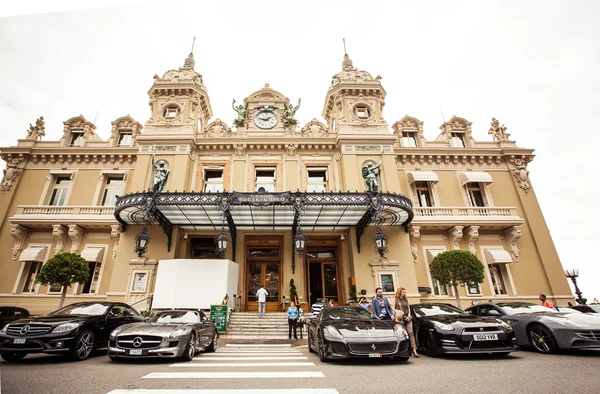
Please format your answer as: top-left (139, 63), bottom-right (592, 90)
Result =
top-left (484, 249), bottom-right (513, 264)
top-left (115, 190), bottom-right (414, 256)
top-left (19, 246), bottom-right (47, 262)
top-left (459, 172), bottom-right (493, 185)
top-left (80, 247), bottom-right (104, 263)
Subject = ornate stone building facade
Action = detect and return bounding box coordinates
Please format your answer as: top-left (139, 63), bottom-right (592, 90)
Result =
top-left (0, 52), bottom-right (573, 314)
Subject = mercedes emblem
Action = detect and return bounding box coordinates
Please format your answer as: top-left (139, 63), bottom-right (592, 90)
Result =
top-left (133, 336), bottom-right (143, 347)
top-left (20, 325), bottom-right (30, 335)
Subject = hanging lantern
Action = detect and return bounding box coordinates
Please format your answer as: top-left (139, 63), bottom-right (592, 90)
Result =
top-left (215, 229), bottom-right (229, 257)
top-left (372, 227), bottom-right (388, 257)
top-left (293, 228), bottom-right (307, 255)
top-left (135, 226), bottom-right (151, 257)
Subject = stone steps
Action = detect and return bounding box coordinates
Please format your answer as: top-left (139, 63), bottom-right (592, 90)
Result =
top-left (221, 312), bottom-right (308, 339)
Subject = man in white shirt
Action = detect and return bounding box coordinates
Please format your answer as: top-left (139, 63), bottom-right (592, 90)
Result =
top-left (256, 285), bottom-right (268, 318)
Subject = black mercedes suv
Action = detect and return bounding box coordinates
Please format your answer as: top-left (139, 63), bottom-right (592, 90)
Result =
top-left (0, 302), bottom-right (144, 362)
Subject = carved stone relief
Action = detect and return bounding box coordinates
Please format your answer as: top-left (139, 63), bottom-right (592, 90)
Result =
top-left (10, 224), bottom-right (28, 260)
top-left (1, 158), bottom-right (22, 193)
top-left (205, 119), bottom-right (232, 138)
top-left (52, 225), bottom-right (68, 254)
top-left (68, 225), bottom-right (85, 253)
top-left (504, 226), bottom-right (522, 262)
top-left (508, 156), bottom-right (532, 195)
top-left (26, 116), bottom-right (46, 140)
top-left (301, 119), bottom-right (328, 138)
top-left (465, 226), bottom-right (480, 255)
top-left (488, 118), bottom-right (510, 141)
top-left (110, 224), bottom-right (122, 262)
top-left (233, 144), bottom-right (246, 157)
top-left (409, 226), bottom-right (421, 264)
top-left (285, 144), bottom-right (297, 157)
top-left (448, 226), bottom-right (464, 250)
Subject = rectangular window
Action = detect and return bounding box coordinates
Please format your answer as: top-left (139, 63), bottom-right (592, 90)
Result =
top-left (82, 261), bottom-right (102, 294)
top-left (101, 176), bottom-right (124, 206)
top-left (415, 181), bottom-right (433, 207)
top-left (203, 168), bottom-right (224, 192)
top-left (354, 106), bottom-right (371, 119)
top-left (49, 176), bottom-right (72, 206)
top-left (70, 131), bottom-right (84, 147)
top-left (48, 283), bottom-right (63, 293)
top-left (466, 182), bottom-right (486, 207)
top-left (255, 168), bottom-right (276, 192)
top-left (118, 131), bottom-right (132, 147)
top-left (450, 132), bottom-right (465, 148)
top-left (489, 264), bottom-right (508, 295)
top-left (22, 262), bottom-right (42, 293)
top-left (307, 168), bottom-right (327, 192)
top-left (401, 131), bottom-right (417, 147)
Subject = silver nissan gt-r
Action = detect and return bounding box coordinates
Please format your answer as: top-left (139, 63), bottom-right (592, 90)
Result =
top-left (107, 310), bottom-right (218, 361)
top-left (465, 302), bottom-right (600, 354)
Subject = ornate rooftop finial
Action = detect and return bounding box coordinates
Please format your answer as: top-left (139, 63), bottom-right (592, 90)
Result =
top-left (183, 37), bottom-right (196, 69)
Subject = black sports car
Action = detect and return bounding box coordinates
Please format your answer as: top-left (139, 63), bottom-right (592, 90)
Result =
top-left (0, 302), bottom-right (144, 362)
top-left (412, 303), bottom-right (518, 357)
top-left (465, 302), bottom-right (600, 354)
top-left (307, 306), bottom-right (411, 362)
top-left (0, 306), bottom-right (30, 327)
top-left (567, 305), bottom-right (600, 314)
top-left (108, 310), bottom-right (218, 361)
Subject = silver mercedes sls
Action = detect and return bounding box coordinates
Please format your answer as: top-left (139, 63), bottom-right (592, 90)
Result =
top-left (107, 310), bottom-right (218, 361)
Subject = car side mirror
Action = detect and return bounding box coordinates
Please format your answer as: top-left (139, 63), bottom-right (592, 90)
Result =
top-left (144, 317), bottom-right (150, 322)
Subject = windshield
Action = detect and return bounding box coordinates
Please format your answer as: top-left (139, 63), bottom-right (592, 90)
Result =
top-left (321, 307), bottom-right (376, 321)
top-left (500, 303), bottom-right (558, 314)
top-left (413, 304), bottom-right (464, 317)
top-left (150, 311), bottom-right (199, 324)
top-left (50, 303), bottom-right (109, 316)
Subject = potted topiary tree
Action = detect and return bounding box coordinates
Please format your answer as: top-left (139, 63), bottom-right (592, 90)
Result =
top-left (36, 252), bottom-right (90, 309)
top-left (429, 250), bottom-right (485, 309)
top-left (289, 278), bottom-right (298, 304)
top-left (349, 284), bottom-right (358, 305)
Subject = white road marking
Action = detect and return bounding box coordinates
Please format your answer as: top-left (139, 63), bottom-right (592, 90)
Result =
top-left (142, 371), bottom-right (325, 379)
top-left (224, 344), bottom-right (291, 347)
top-left (107, 389), bottom-right (338, 394)
top-left (192, 356), bottom-right (307, 361)
top-left (169, 362), bottom-right (315, 367)
top-left (207, 352), bottom-right (301, 356)
top-left (215, 350), bottom-right (302, 354)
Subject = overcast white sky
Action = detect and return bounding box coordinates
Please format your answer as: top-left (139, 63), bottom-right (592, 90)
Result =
top-left (1, 1), bottom-right (599, 302)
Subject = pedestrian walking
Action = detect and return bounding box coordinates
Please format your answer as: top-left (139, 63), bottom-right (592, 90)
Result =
top-left (256, 285), bottom-right (268, 318)
top-left (539, 294), bottom-right (555, 309)
top-left (371, 287), bottom-right (394, 321)
top-left (394, 287), bottom-right (418, 358)
top-left (287, 300), bottom-right (299, 339)
top-left (312, 299), bottom-right (324, 319)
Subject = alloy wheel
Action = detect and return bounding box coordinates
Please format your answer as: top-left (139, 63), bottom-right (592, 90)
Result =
top-left (77, 331), bottom-right (94, 360)
top-left (188, 333), bottom-right (196, 359)
top-left (528, 324), bottom-right (556, 354)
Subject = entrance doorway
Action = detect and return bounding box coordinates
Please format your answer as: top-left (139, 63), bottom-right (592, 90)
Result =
top-left (245, 237), bottom-right (281, 312)
top-left (307, 248), bottom-right (340, 306)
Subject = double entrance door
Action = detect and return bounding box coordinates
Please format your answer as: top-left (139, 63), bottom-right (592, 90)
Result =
top-left (246, 237), bottom-right (281, 312)
top-left (307, 248), bottom-right (340, 306)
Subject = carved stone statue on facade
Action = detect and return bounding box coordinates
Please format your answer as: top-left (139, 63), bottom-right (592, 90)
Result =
top-left (151, 154), bottom-right (170, 193)
top-left (1, 158), bottom-right (21, 193)
top-left (488, 118), bottom-right (510, 141)
top-left (26, 116), bottom-right (46, 140)
top-left (512, 158), bottom-right (531, 194)
top-left (232, 99), bottom-right (249, 128)
top-left (282, 99), bottom-right (301, 126)
top-left (362, 159), bottom-right (382, 192)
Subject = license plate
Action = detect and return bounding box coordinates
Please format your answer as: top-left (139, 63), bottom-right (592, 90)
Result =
top-left (129, 349), bottom-right (143, 355)
top-left (13, 338), bottom-right (26, 344)
top-left (473, 334), bottom-right (498, 341)
top-left (368, 353), bottom-right (382, 358)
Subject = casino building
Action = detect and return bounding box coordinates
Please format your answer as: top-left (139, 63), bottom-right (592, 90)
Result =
top-left (0, 51), bottom-right (573, 314)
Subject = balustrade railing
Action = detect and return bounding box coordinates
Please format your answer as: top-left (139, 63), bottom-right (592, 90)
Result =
top-left (413, 206), bottom-right (517, 217)
top-left (16, 205), bottom-right (115, 216)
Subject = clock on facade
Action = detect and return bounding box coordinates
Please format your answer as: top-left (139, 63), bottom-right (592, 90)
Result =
top-left (253, 107), bottom-right (278, 129)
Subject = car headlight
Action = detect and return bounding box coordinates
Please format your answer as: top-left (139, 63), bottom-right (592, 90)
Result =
top-left (53, 322), bottom-right (82, 333)
top-left (394, 325), bottom-right (408, 339)
top-left (170, 327), bottom-right (189, 338)
top-left (109, 327), bottom-right (125, 339)
top-left (544, 317), bottom-right (581, 327)
top-left (495, 319), bottom-right (513, 331)
top-left (0, 324), bottom-right (8, 334)
top-left (433, 321), bottom-right (454, 331)
top-left (325, 325), bottom-right (344, 339)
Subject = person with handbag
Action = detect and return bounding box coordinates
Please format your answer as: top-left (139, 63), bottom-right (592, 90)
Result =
top-left (394, 287), bottom-right (419, 358)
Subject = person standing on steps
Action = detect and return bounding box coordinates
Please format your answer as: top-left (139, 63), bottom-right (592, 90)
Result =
top-left (287, 300), bottom-right (299, 340)
top-left (256, 284), bottom-right (268, 318)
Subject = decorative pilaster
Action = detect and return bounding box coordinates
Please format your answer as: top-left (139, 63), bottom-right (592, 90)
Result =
top-left (409, 226), bottom-right (421, 264)
top-left (504, 226), bottom-right (522, 262)
top-left (465, 226), bottom-right (480, 255)
top-left (52, 224), bottom-right (68, 254)
top-left (110, 224), bottom-right (122, 262)
top-left (68, 225), bottom-right (85, 253)
top-left (448, 226), bottom-right (464, 250)
top-left (10, 224), bottom-right (28, 260)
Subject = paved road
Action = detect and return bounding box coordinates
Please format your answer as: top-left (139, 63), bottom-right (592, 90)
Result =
top-left (1, 342), bottom-right (599, 394)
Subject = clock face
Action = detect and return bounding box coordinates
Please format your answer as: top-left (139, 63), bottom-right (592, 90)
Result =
top-left (253, 111), bottom-right (278, 129)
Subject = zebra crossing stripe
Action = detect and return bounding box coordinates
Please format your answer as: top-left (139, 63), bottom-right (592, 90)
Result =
top-left (142, 371), bottom-right (325, 379)
top-left (192, 356), bottom-right (307, 361)
top-left (169, 362), bottom-right (315, 367)
top-left (214, 351), bottom-right (302, 354)
top-left (205, 353), bottom-right (301, 356)
top-left (224, 344), bottom-right (292, 347)
top-left (107, 389), bottom-right (339, 393)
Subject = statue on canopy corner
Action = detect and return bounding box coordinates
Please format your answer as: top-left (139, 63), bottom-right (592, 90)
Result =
top-left (362, 160), bottom-right (382, 193)
top-left (151, 154), bottom-right (169, 193)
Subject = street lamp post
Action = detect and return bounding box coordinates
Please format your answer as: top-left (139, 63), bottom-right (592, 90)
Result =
top-left (564, 268), bottom-right (587, 305)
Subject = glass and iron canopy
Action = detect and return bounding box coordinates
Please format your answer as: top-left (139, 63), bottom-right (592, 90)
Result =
top-left (115, 190), bottom-right (413, 256)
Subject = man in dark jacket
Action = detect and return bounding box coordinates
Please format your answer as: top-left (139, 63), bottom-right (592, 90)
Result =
top-left (371, 287), bottom-right (394, 320)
